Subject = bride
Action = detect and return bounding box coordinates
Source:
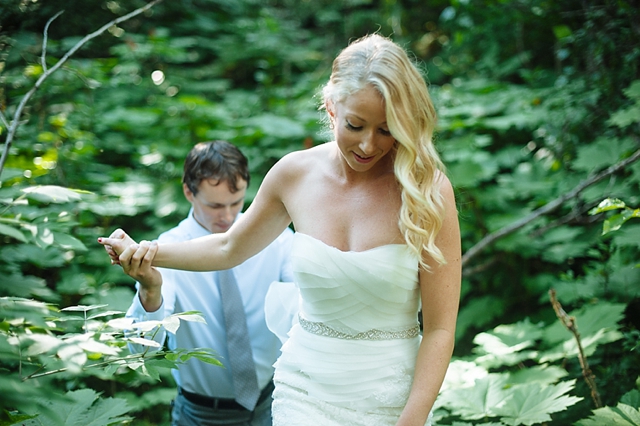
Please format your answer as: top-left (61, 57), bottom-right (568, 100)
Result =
top-left (100, 33), bottom-right (461, 426)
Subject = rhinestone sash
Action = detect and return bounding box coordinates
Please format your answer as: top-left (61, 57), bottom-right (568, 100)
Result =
top-left (298, 315), bottom-right (420, 341)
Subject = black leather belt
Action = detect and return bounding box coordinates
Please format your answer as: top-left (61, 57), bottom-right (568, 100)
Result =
top-left (179, 381), bottom-right (274, 411)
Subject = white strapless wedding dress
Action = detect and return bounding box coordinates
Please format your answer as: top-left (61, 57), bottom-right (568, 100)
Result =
top-left (266, 233), bottom-right (433, 426)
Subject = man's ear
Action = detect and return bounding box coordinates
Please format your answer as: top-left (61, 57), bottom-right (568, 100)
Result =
top-left (183, 183), bottom-right (195, 203)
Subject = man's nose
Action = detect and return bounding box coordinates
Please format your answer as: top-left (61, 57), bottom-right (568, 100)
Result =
top-left (222, 206), bottom-right (234, 222)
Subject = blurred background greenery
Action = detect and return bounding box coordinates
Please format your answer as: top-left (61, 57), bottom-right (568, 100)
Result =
top-left (1, 0), bottom-right (639, 424)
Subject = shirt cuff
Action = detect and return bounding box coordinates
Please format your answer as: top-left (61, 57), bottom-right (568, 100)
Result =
top-left (126, 291), bottom-right (166, 322)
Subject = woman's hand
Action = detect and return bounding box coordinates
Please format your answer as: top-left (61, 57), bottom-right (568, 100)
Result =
top-left (98, 229), bottom-right (138, 265)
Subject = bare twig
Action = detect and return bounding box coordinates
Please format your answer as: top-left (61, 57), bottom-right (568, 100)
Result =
top-left (41, 11), bottom-right (64, 73)
top-left (529, 200), bottom-right (601, 238)
top-left (0, 0), bottom-right (162, 177)
top-left (462, 147), bottom-right (640, 268)
top-left (462, 256), bottom-right (499, 277)
top-left (549, 289), bottom-right (603, 408)
top-left (24, 350), bottom-right (169, 381)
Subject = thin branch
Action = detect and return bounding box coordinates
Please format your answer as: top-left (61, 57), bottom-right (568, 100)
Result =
top-left (549, 289), bottom-right (602, 408)
top-left (0, 0), bottom-right (163, 178)
top-left (24, 350), bottom-right (169, 381)
top-left (41, 10), bottom-right (65, 73)
top-left (529, 200), bottom-right (601, 238)
top-left (462, 256), bottom-right (499, 277)
top-left (462, 147), bottom-right (640, 267)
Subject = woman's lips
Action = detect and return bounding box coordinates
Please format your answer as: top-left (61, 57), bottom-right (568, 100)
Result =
top-left (354, 152), bottom-right (374, 163)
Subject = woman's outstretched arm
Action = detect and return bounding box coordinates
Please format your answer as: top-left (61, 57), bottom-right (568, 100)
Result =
top-left (98, 158), bottom-right (294, 272)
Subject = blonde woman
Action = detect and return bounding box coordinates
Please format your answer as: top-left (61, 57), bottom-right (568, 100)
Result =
top-left (100, 34), bottom-right (461, 426)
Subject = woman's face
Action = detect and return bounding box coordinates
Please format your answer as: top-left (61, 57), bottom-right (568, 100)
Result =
top-left (329, 85), bottom-right (396, 173)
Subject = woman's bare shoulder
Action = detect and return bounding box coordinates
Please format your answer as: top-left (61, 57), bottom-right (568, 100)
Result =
top-left (271, 142), bottom-right (334, 178)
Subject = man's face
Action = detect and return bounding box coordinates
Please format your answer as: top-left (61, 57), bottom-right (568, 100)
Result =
top-left (183, 177), bottom-right (247, 234)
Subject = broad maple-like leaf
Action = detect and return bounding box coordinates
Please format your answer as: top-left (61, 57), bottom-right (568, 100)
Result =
top-left (22, 388), bottom-right (131, 426)
top-left (576, 403), bottom-right (640, 426)
top-left (493, 379), bottom-right (583, 425)
top-left (438, 374), bottom-right (510, 420)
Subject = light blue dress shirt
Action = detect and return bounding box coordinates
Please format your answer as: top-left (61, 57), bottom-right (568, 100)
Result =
top-left (126, 210), bottom-right (294, 398)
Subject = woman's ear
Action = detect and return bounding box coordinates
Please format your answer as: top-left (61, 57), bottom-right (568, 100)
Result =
top-left (325, 100), bottom-right (335, 119)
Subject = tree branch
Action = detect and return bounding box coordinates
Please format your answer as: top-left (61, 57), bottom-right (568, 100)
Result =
top-left (549, 289), bottom-right (602, 408)
top-left (41, 11), bottom-right (64, 73)
top-left (461, 147), bottom-right (640, 268)
top-left (0, 0), bottom-right (163, 178)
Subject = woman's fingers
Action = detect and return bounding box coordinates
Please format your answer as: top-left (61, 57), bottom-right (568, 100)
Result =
top-left (98, 229), bottom-right (138, 257)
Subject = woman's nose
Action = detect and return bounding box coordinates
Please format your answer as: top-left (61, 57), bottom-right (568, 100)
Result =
top-left (359, 132), bottom-right (376, 154)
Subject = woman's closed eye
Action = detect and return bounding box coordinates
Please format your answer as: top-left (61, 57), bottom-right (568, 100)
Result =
top-left (346, 121), bottom-right (362, 131)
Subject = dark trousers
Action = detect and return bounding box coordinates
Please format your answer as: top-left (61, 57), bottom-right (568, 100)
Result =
top-left (171, 383), bottom-right (273, 426)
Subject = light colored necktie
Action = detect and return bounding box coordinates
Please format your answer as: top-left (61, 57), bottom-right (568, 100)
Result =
top-left (217, 269), bottom-right (260, 410)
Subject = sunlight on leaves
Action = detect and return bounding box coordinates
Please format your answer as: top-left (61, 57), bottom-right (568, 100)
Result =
top-left (62, 304), bottom-right (109, 312)
top-left (21, 185), bottom-right (87, 204)
top-left (162, 316), bottom-right (181, 334)
top-left (493, 380), bottom-right (583, 425)
top-left (438, 374), bottom-right (510, 420)
top-left (576, 403), bottom-right (640, 426)
top-left (441, 360), bottom-right (489, 392)
top-left (590, 198), bottom-right (627, 214)
top-left (127, 337), bottom-right (161, 348)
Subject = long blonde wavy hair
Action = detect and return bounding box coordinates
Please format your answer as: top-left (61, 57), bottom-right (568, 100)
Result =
top-left (322, 34), bottom-right (447, 268)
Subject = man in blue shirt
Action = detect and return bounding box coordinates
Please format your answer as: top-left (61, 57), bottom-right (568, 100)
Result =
top-left (122, 140), bottom-right (293, 426)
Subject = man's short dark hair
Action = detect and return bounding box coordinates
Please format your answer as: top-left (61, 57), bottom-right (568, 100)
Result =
top-left (182, 141), bottom-right (250, 195)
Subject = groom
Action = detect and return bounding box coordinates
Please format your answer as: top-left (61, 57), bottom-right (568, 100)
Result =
top-left (117, 140), bottom-right (293, 426)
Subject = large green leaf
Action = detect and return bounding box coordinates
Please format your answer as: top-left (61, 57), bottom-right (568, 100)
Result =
top-left (540, 301), bottom-right (625, 362)
top-left (472, 319), bottom-right (542, 367)
top-left (437, 374), bottom-right (511, 420)
top-left (21, 186), bottom-right (86, 204)
top-left (507, 365), bottom-right (568, 386)
top-left (242, 114), bottom-right (306, 139)
top-left (0, 223), bottom-right (27, 242)
top-left (22, 388), bottom-right (132, 426)
top-left (573, 137), bottom-right (637, 172)
top-left (576, 403), bottom-right (640, 426)
top-left (493, 380), bottom-right (582, 425)
top-left (53, 232), bottom-right (87, 251)
top-left (607, 80), bottom-right (640, 128)
top-left (542, 301), bottom-right (626, 346)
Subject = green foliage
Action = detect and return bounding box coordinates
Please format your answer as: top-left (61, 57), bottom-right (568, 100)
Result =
top-left (18, 389), bottom-right (132, 426)
top-left (1, 0), bottom-right (639, 424)
top-left (0, 297), bottom-right (218, 424)
top-left (436, 301), bottom-right (636, 425)
top-left (591, 198), bottom-right (640, 237)
top-left (576, 390), bottom-right (640, 426)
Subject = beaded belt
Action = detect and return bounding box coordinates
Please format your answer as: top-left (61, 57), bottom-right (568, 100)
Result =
top-left (298, 315), bottom-right (420, 340)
